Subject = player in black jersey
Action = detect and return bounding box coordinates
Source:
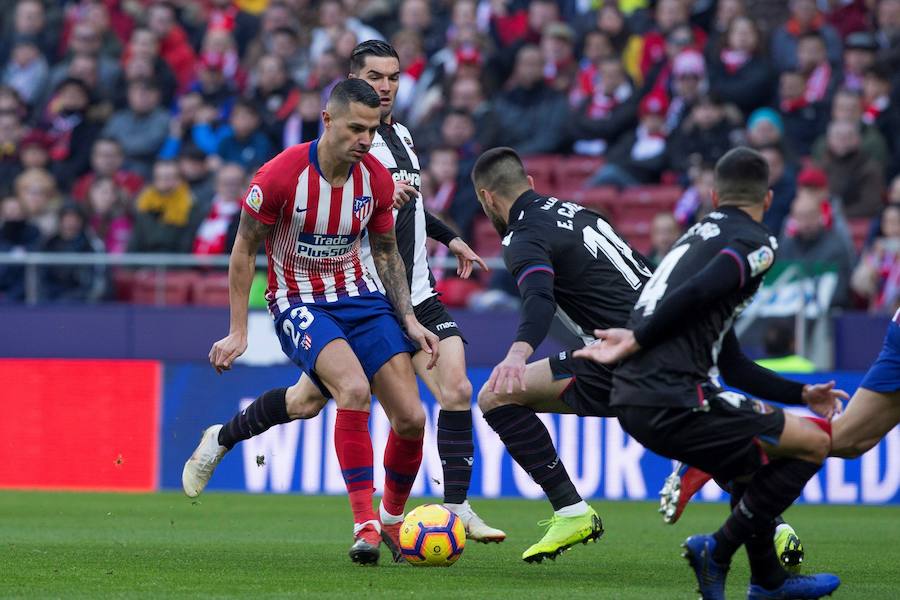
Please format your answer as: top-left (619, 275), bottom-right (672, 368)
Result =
top-left (470, 147), bottom-right (652, 562)
top-left (576, 148), bottom-right (843, 600)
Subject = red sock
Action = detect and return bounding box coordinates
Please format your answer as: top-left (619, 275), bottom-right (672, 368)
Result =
top-left (382, 430), bottom-right (423, 517)
top-left (334, 409), bottom-right (376, 525)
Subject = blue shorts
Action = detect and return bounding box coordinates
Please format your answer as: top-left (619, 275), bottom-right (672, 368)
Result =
top-left (274, 291), bottom-right (415, 397)
top-left (860, 320), bottom-right (900, 393)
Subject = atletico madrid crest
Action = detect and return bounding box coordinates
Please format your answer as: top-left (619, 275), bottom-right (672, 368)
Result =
top-left (353, 195), bottom-right (373, 221)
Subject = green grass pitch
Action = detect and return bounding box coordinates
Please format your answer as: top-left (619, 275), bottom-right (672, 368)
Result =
top-left (2, 491), bottom-right (898, 599)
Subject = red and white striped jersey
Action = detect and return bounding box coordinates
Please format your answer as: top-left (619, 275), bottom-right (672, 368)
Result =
top-left (242, 140), bottom-right (395, 314)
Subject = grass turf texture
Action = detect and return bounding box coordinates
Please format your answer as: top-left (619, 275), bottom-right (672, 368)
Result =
top-left (2, 492), bottom-right (898, 599)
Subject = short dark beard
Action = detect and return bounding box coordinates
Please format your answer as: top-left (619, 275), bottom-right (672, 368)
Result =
top-left (487, 208), bottom-right (507, 237)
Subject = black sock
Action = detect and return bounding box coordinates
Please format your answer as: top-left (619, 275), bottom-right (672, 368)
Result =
top-left (218, 387), bottom-right (290, 450)
top-left (437, 409), bottom-right (474, 505)
top-left (722, 480), bottom-right (788, 589)
top-left (773, 514), bottom-right (785, 527)
top-left (483, 404), bottom-right (582, 511)
top-left (713, 459), bottom-right (820, 564)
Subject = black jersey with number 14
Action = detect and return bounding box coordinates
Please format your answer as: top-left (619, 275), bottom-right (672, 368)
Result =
top-left (502, 190), bottom-right (652, 344)
top-left (611, 206), bottom-right (778, 408)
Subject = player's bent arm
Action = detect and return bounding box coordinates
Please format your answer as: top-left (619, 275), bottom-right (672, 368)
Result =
top-left (425, 211), bottom-right (459, 247)
top-left (228, 211), bottom-right (272, 335)
top-left (514, 270), bottom-right (557, 353)
top-left (368, 227), bottom-right (415, 317)
top-left (718, 330), bottom-right (805, 405)
top-left (634, 251), bottom-right (742, 349)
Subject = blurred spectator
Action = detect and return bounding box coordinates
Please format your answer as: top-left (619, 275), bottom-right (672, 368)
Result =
top-left (59, 0), bottom-right (128, 59)
top-left (779, 190), bottom-right (854, 307)
top-left (309, 49), bottom-right (346, 102)
top-left (200, 28), bottom-right (246, 90)
top-left (703, 0), bottom-right (746, 57)
top-left (269, 26), bottom-right (308, 86)
top-left (2, 36), bottom-right (49, 108)
top-left (86, 176), bottom-right (132, 254)
top-left (18, 129), bottom-right (52, 170)
top-left (759, 144), bottom-right (798, 235)
top-left (647, 212), bottom-right (681, 267)
top-left (820, 120), bottom-right (884, 218)
top-left (746, 107), bottom-right (785, 148)
top-left (569, 57), bottom-right (636, 157)
top-left (43, 78), bottom-right (103, 189)
top-left (0, 86), bottom-right (26, 119)
top-left (310, 0), bottom-right (383, 63)
top-left (874, 0), bottom-right (900, 76)
top-left (147, 1), bottom-right (197, 92)
top-left (441, 109), bottom-right (480, 170)
top-left (204, 0), bottom-right (261, 57)
top-left (101, 79), bottom-right (169, 179)
top-left (862, 63), bottom-right (900, 176)
top-left (668, 94), bottom-right (739, 175)
top-left (389, 29), bottom-right (427, 119)
top-left (249, 54), bottom-right (299, 144)
top-left (811, 88), bottom-right (889, 165)
top-left (424, 146), bottom-right (480, 239)
top-left (851, 204), bottom-right (900, 313)
top-left (594, 4), bottom-right (643, 83)
top-left (129, 160), bottom-right (199, 253)
top-left (541, 22), bottom-right (577, 93)
top-left (674, 162), bottom-right (715, 227)
top-left (448, 77), bottom-right (500, 149)
top-left (194, 163), bottom-right (246, 255)
top-left (283, 88), bottom-right (324, 147)
top-left (665, 49), bottom-right (706, 133)
top-left (48, 22), bottom-right (121, 100)
top-left (791, 166), bottom-right (855, 256)
top-left (0, 0), bottom-right (56, 65)
top-left (0, 112), bottom-right (24, 196)
top-left (569, 31), bottom-right (615, 108)
top-left (15, 167), bottom-right (60, 237)
top-left (121, 28), bottom-right (178, 108)
top-left (189, 53), bottom-right (239, 120)
top-left (842, 31), bottom-right (879, 92)
top-left (177, 146), bottom-right (216, 208)
top-left (0, 195), bottom-right (42, 302)
top-left (215, 100), bottom-right (273, 171)
top-left (71, 137), bottom-right (144, 204)
top-left (396, 0), bottom-right (444, 58)
top-left (707, 16), bottom-right (774, 116)
top-left (638, 0), bottom-right (707, 80)
top-left (770, 0), bottom-right (842, 72)
top-left (756, 320), bottom-right (816, 372)
top-left (587, 91), bottom-right (669, 188)
top-left (778, 70), bottom-right (828, 157)
top-left (796, 32), bottom-right (839, 105)
top-left (41, 204), bottom-right (105, 302)
top-left (493, 45), bottom-right (570, 155)
top-left (643, 24), bottom-right (698, 98)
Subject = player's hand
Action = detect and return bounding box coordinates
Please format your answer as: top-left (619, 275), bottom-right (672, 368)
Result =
top-left (448, 237), bottom-right (489, 279)
top-left (209, 332), bottom-right (248, 374)
top-left (802, 381), bottom-right (849, 420)
top-left (392, 180), bottom-right (418, 209)
top-left (488, 351), bottom-right (528, 394)
top-left (405, 315), bottom-right (440, 369)
top-left (573, 328), bottom-right (640, 365)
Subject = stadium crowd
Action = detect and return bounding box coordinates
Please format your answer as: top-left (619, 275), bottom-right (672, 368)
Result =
top-left (0, 0), bottom-right (899, 312)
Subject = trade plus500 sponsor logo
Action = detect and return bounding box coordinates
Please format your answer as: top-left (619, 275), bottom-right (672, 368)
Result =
top-left (297, 233), bottom-right (354, 258)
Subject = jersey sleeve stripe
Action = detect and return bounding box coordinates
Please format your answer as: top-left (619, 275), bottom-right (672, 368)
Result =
top-left (719, 248), bottom-right (746, 288)
top-left (516, 265), bottom-right (555, 286)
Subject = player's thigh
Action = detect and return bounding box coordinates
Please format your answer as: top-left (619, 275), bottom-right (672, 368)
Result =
top-left (760, 412), bottom-right (830, 464)
top-left (477, 358), bottom-right (574, 414)
top-left (285, 373), bottom-right (329, 419)
top-left (412, 335), bottom-right (472, 410)
top-left (372, 352), bottom-right (426, 437)
top-left (831, 387), bottom-right (900, 458)
top-left (313, 339), bottom-right (371, 410)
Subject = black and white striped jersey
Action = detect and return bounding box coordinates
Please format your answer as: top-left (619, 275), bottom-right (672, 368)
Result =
top-left (359, 121), bottom-right (439, 306)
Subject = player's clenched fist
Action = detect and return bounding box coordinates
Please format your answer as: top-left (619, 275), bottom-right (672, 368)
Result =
top-left (209, 332), bottom-right (248, 374)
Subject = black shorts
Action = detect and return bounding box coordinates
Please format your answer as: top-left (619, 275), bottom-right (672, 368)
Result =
top-left (413, 295), bottom-right (465, 343)
top-left (549, 350), bottom-right (615, 417)
top-left (614, 388), bottom-right (786, 482)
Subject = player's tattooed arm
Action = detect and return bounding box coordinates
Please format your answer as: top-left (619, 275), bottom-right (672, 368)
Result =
top-left (368, 228), bottom-right (414, 316)
top-left (236, 210), bottom-right (272, 250)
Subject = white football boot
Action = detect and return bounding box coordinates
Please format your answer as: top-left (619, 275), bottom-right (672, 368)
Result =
top-left (445, 500), bottom-right (506, 543)
top-left (182, 424), bottom-right (228, 497)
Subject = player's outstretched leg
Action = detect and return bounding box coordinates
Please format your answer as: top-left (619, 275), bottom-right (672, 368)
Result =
top-left (478, 360), bottom-right (603, 563)
top-left (659, 461), bottom-right (713, 524)
top-left (413, 336), bottom-right (506, 543)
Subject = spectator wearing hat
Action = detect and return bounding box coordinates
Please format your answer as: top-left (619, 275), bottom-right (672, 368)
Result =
top-left (541, 22), bottom-right (578, 93)
top-left (569, 57), bottom-right (636, 157)
top-left (668, 94), bottom-right (739, 175)
top-left (758, 144), bottom-right (798, 236)
top-left (820, 119), bottom-right (885, 219)
top-left (42, 78), bottom-right (102, 190)
top-left (71, 137), bottom-right (145, 204)
top-left (0, 195), bottom-right (42, 302)
top-left (777, 69), bottom-right (828, 157)
top-left (707, 15), bottom-right (774, 116)
top-left (842, 32), bottom-right (879, 92)
top-left (147, 2), bottom-right (196, 93)
top-left (665, 49), bottom-right (706, 133)
top-left (129, 160), bottom-right (200, 253)
top-left (792, 165), bottom-right (855, 255)
top-left (203, 0), bottom-right (260, 57)
top-left (771, 0), bottom-right (843, 72)
top-left (2, 35), bottom-right (48, 107)
top-left (101, 79), bottom-right (169, 179)
top-left (40, 203), bottom-right (106, 302)
top-left (746, 107), bottom-right (785, 148)
top-left (18, 129), bottom-right (53, 171)
top-left (0, 112), bottom-right (24, 196)
top-left (779, 190), bottom-right (854, 307)
top-left (642, 23), bottom-right (699, 99)
top-left (638, 0), bottom-right (707, 80)
top-left (587, 90), bottom-right (670, 188)
top-left (811, 88), bottom-right (889, 166)
top-left (493, 45), bottom-right (570, 156)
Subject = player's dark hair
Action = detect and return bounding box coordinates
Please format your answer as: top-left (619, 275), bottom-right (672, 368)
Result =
top-left (326, 78), bottom-right (380, 114)
top-left (350, 40), bottom-right (399, 74)
top-left (713, 147), bottom-right (769, 207)
top-left (471, 146), bottom-right (529, 198)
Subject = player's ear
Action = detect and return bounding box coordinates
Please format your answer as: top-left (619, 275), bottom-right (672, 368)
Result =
top-left (764, 189), bottom-right (773, 212)
top-left (711, 189), bottom-right (720, 209)
top-left (322, 109), bottom-right (331, 129)
top-left (526, 175), bottom-right (535, 189)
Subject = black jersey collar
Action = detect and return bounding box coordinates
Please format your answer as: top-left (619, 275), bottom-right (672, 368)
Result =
top-left (509, 189), bottom-right (543, 223)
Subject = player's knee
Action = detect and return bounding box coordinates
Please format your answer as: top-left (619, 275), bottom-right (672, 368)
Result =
top-left (285, 386), bottom-right (326, 420)
top-left (804, 429), bottom-right (831, 464)
top-left (334, 378), bottom-right (372, 411)
top-left (390, 403), bottom-right (426, 438)
top-left (477, 383), bottom-right (506, 413)
top-left (440, 377), bottom-right (473, 411)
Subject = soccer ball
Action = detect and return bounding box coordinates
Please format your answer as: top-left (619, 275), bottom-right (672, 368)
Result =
top-left (399, 504), bottom-right (466, 566)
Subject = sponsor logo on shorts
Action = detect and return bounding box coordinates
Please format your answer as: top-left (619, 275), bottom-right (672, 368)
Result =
top-left (246, 184), bottom-right (263, 212)
top-left (435, 321), bottom-right (457, 331)
top-left (296, 233), bottom-right (354, 258)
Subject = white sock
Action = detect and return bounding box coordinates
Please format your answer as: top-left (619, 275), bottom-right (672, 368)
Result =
top-left (443, 501), bottom-right (467, 514)
top-left (554, 500), bottom-right (589, 518)
top-left (379, 501), bottom-right (403, 525)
